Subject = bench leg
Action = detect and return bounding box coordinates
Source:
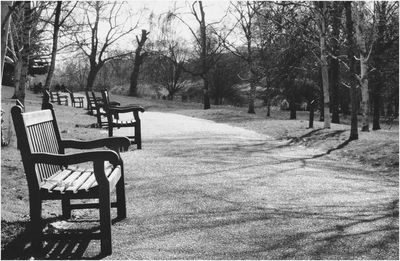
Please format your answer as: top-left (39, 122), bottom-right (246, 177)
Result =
top-left (99, 188), bottom-right (112, 256)
top-left (116, 166), bottom-right (126, 219)
top-left (62, 198), bottom-right (71, 219)
top-left (135, 121), bottom-right (141, 149)
top-left (108, 125), bottom-right (113, 137)
top-left (97, 113), bottom-right (102, 128)
top-left (94, 159), bottom-right (112, 256)
top-left (29, 197), bottom-right (43, 253)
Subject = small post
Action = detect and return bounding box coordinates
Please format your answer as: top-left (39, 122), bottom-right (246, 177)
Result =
top-left (309, 100), bottom-right (315, 128)
top-left (41, 89), bottom-right (52, 110)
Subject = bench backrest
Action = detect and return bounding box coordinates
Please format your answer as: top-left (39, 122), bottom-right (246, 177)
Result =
top-left (86, 90), bottom-right (96, 108)
top-left (101, 89), bottom-right (111, 111)
top-left (42, 89), bottom-right (52, 109)
top-left (91, 91), bottom-right (102, 109)
top-left (11, 104), bottom-right (63, 187)
top-left (66, 88), bottom-right (74, 100)
top-left (49, 91), bottom-right (58, 103)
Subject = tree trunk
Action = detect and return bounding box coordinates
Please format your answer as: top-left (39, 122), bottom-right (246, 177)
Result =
top-left (199, 1), bottom-right (210, 110)
top-left (372, 2), bottom-right (387, 130)
top-left (321, 58), bottom-right (330, 128)
top-left (129, 59), bottom-right (140, 96)
top-left (247, 28), bottom-right (256, 114)
top-left (289, 100), bottom-right (296, 119)
top-left (340, 86), bottom-right (350, 115)
top-left (129, 29), bottom-right (148, 97)
top-left (266, 98), bottom-right (271, 117)
top-left (372, 79), bottom-right (382, 130)
top-left (319, 75), bottom-right (324, 122)
top-left (330, 57), bottom-right (340, 124)
top-left (345, 1), bottom-right (358, 140)
top-left (44, 1), bottom-right (62, 91)
top-left (318, 2), bottom-right (331, 129)
top-left (309, 101), bottom-right (315, 128)
top-left (12, 59), bottom-right (22, 97)
top-left (330, 2), bottom-right (343, 124)
top-left (203, 77), bottom-right (210, 109)
top-left (1, 1), bottom-right (12, 79)
top-left (248, 70), bottom-right (256, 114)
top-left (86, 65), bottom-right (100, 91)
top-left (14, 2), bottom-right (31, 105)
top-left (355, 1), bottom-right (370, 132)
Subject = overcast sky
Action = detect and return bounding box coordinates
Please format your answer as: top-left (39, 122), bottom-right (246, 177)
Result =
top-left (57, 1), bottom-right (233, 64)
top-left (119, 1), bottom-right (232, 48)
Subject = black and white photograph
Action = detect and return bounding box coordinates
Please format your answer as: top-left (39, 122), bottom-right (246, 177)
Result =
top-left (1, 0), bottom-right (399, 259)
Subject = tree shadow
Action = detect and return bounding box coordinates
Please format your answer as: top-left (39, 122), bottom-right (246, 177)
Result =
top-left (128, 196), bottom-right (399, 259)
top-left (312, 138), bottom-right (351, 158)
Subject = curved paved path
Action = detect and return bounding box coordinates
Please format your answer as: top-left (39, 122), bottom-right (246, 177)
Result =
top-left (106, 112), bottom-right (398, 259)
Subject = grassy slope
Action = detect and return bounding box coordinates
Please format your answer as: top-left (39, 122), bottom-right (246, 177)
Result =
top-left (1, 86), bottom-right (398, 257)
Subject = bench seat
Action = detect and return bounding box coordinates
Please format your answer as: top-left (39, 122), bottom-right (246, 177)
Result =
top-left (40, 164), bottom-right (120, 194)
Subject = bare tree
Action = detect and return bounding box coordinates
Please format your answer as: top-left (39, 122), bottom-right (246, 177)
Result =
top-left (71, 2), bottom-right (137, 90)
top-left (43, 1), bottom-right (77, 90)
top-left (6, 2), bottom-right (48, 102)
top-left (149, 47), bottom-right (187, 100)
top-left (329, 1), bottom-right (344, 124)
top-left (223, 1), bottom-right (262, 114)
top-left (371, 1), bottom-right (399, 130)
top-left (168, 1), bottom-right (225, 109)
top-left (344, 1), bottom-right (358, 141)
top-left (129, 29), bottom-right (149, 97)
top-left (12, 1), bottom-right (32, 105)
top-left (1, 1), bottom-right (13, 79)
top-left (197, 1), bottom-right (210, 109)
top-left (355, 1), bottom-right (371, 132)
top-left (314, 1), bottom-right (331, 128)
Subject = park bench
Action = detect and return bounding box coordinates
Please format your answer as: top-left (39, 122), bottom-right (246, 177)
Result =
top-left (66, 88), bottom-right (84, 108)
top-left (11, 102), bottom-right (130, 256)
top-left (101, 89), bottom-right (145, 149)
top-left (91, 91), bottom-right (109, 128)
top-left (91, 91), bottom-right (122, 128)
top-left (85, 90), bottom-right (102, 115)
top-left (50, 90), bottom-right (68, 106)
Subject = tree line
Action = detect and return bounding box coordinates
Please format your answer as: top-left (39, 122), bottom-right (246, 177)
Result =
top-left (1, 1), bottom-right (398, 140)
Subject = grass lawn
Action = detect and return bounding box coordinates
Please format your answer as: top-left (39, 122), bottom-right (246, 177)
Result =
top-left (1, 85), bottom-right (398, 259)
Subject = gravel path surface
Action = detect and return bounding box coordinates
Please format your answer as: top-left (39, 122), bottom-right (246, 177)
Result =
top-left (102, 112), bottom-right (398, 259)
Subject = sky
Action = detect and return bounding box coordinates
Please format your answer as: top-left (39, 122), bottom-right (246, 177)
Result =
top-left (98, 1), bottom-right (232, 50)
top-left (55, 1), bottom-right (234, 66)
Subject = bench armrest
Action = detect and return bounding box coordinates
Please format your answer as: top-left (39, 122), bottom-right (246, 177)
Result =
top-left (31, 151), bottom-right (121, 186)
top-left (108, 106), bottom-right (145, 114)
top-left (109, 101), bottom-right (121, 106)
top-left (61, 137), bottom-right (130, 152)
top-left (31, 150), bottom-right (120, 166)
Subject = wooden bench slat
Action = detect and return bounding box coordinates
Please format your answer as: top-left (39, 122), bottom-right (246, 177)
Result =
top-left (68, 171), bottom-right (93, 193)
top-left (113, 119), bottom-right (135, 125)
top-left (41, 169), bottom-right (74, 191)
top-left (53, 170), bottom-right (84, 194)
top-left (81, 174), bottom-right (97, 192)
top-left (22, 110), bottom-right (53, 127)
top-left (83, 164), bottom-right (115, 191)
top-left (108, 166), bottom-right (121, 192)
